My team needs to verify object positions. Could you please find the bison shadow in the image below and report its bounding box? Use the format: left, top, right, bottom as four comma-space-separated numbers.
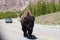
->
27, 35, 37, 40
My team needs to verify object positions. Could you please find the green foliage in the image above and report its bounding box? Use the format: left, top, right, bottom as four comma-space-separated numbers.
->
59, 1, 60, 11
0, 12, 17, 19
0, 10, 25, 19
28, 0, 60, 17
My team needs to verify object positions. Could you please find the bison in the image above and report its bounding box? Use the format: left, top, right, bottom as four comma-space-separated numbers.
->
20, 9, 35, 37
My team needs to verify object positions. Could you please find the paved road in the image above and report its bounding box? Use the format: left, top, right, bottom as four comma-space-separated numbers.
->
0, 19, 60, 40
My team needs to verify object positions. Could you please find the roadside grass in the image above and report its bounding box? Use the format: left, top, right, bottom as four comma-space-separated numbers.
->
0, 9, 26, 19
0, 12, 17, 19
35, 12, 60, 25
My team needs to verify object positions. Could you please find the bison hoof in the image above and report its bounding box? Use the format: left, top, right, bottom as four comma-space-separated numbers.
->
24, 33, 27, 37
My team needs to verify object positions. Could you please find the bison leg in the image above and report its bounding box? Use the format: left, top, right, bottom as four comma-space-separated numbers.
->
22, 27, 28, 37
28, 23, 34, 36
22, 27, 27, 37
21, 23, 28, 37
23, 30, 27, 37
28, 28, 33, 36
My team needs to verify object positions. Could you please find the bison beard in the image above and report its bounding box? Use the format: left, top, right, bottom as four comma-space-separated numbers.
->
21, 15, 35, 37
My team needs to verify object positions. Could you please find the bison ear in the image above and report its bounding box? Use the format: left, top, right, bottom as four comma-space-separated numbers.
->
33, 16, 35, 21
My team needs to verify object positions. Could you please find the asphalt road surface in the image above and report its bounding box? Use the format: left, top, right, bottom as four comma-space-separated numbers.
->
0, 19, 60, 40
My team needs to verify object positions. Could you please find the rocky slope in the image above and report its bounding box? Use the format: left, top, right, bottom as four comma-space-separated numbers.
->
0, 0, 38, 12
0, 0, 59, 12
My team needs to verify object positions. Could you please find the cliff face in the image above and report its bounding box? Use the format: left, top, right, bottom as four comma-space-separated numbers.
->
0, 0, 38, 12
0, 0, 59, 12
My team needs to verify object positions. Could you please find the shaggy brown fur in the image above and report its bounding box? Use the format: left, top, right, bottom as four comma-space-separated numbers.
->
20, 9, 35, 37
20, 9, 32, 23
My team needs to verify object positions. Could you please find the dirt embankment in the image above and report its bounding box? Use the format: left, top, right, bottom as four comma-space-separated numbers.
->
35, 12, 60, 25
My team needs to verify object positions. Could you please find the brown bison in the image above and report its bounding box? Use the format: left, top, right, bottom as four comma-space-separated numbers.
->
20, 9, 35, 37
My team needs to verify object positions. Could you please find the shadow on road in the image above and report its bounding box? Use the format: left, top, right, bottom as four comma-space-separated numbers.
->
0, 34, 4, 40
27, 35, 37, 40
